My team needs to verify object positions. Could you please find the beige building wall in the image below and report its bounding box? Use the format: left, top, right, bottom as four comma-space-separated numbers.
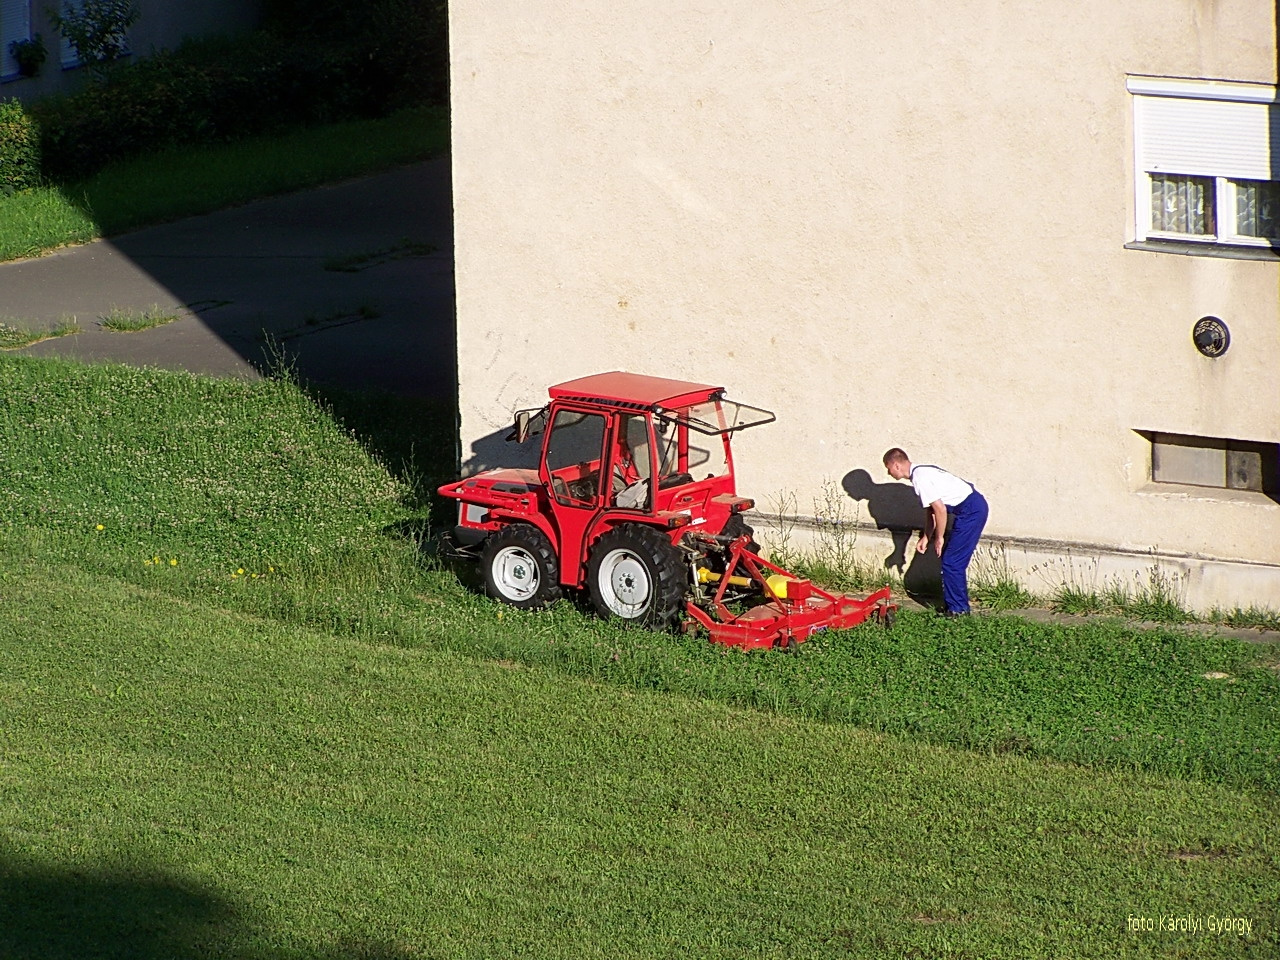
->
449, 0, 1280, 611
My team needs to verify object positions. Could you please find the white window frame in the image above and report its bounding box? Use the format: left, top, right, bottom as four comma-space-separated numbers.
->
1, 0, 31, 81
1128, 76, 1280, 251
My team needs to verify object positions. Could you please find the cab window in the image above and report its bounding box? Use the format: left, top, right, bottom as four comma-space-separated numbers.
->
545, 410, 606, 505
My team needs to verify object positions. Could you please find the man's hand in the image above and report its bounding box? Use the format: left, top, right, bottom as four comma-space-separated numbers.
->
916, 534, 930, 555
928, 500, 948, 558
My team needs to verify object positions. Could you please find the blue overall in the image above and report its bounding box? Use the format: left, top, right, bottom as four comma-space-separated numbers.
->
942, 489, 989, 614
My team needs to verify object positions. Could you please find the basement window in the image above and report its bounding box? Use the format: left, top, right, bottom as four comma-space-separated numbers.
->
1148, 432, 1279, 497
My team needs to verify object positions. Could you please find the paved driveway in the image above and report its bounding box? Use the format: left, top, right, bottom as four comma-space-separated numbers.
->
0, 158, 456, 399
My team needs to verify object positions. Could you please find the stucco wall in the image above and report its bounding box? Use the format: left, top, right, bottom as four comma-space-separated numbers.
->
449, 0, 1280, 609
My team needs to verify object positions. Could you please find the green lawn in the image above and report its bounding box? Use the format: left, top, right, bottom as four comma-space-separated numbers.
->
0, 354, 1277, 958
3, 558, 1277, 960
0, 106, 448, 262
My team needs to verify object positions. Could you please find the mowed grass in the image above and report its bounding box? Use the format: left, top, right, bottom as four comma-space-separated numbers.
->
0, 105, 448, 262
3, 559, 1277, 960
0, 354, 1277, 957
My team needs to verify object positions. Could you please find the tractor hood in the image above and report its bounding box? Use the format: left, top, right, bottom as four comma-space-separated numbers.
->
449, 468, 541, 497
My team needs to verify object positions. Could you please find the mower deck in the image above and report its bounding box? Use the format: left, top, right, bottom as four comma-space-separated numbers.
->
683, 534, 897, 649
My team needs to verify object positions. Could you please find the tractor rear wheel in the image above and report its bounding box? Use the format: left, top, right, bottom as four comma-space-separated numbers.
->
587, 525, 686, 630
481, 523, 563, 609
721, 514, 760, 553
711, 513, 761, 578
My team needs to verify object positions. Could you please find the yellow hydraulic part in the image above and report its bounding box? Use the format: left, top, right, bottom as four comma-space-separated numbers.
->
697, 567, 794, 599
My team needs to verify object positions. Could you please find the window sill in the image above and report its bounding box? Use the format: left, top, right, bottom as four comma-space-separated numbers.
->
1136, 482, 1280, 507
1125, 240, 1280, 262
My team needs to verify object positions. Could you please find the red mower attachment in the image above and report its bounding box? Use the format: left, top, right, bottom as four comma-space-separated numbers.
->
683, 531, 897, 650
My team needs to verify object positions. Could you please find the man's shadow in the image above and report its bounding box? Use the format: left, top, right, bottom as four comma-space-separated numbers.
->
842, 467, 943, 603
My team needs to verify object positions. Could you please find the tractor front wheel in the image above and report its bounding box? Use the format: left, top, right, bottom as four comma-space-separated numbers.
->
481, 523, 563, 609
587, 525, 686, 630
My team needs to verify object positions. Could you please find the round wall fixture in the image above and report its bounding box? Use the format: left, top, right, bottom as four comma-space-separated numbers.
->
1192, 316, 1230, 358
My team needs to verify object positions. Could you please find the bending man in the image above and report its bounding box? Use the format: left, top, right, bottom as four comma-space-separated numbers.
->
882, 448, 989, 617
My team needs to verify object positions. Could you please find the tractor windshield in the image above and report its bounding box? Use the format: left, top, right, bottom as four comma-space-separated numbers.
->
654, 397, 775, 436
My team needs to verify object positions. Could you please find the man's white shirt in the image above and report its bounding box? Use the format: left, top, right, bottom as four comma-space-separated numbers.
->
909, 465, 974, 508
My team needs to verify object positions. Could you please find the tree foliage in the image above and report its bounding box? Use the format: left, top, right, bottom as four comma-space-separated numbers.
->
49, 0, 140, 77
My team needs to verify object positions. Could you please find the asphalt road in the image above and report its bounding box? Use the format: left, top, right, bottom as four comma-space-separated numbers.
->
0, 157, 456, 399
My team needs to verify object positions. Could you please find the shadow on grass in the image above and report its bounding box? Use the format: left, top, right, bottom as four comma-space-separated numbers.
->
0, 851, 427, 960
299, 379, 458, 524
0, 853, 237, 960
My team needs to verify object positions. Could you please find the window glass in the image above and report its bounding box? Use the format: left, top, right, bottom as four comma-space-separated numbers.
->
655, 416, 729, 480
544, 410, 605, 504
1234, 179, 1280, 240
545, 411, 604, 473
1, 0, 31, 78
1150, 175, 1214, 236
612, 414, 653, 509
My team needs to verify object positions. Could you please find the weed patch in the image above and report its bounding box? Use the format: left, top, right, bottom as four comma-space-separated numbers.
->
323, 238, 438, 272
98, 304, 181, 333
0, 316, 79, 349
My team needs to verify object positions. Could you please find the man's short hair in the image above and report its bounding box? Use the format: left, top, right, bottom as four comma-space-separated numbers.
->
882, 447, 909, 466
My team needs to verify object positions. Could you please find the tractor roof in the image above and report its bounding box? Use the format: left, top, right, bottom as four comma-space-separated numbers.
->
549, 371, 722, 409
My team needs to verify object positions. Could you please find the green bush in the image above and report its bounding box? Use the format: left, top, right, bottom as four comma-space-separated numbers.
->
263, 0, 449, 108
0, 99, 41, 193
29, 32, 390, 182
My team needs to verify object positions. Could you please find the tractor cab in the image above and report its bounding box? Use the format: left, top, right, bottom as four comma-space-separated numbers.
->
444, 372, 774, 590
514, 373, 774, 523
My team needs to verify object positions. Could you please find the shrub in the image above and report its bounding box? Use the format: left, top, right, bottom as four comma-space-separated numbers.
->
28, 32, 387, 181
0, 99, 41, 193
263, 0, 449, 108
9, 35, 48, 78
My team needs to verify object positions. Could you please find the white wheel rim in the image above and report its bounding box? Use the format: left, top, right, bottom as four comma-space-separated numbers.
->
598, 549, 652, 618
492, 545, 540, 602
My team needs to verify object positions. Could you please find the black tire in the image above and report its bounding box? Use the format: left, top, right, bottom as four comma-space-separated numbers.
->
720, 514, 760, 553
587, 524, 687, 629
480, 523, 563, 609
711, 513, 761, 578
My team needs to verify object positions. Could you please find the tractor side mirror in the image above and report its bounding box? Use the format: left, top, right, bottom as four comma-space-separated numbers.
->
512, 410, 531, 444
507, 407, 547, 444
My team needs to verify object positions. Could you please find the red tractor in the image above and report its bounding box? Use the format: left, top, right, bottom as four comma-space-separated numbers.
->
438, 372, 896, 648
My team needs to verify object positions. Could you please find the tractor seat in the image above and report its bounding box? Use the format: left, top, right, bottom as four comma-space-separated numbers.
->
658, 472, 694, 490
